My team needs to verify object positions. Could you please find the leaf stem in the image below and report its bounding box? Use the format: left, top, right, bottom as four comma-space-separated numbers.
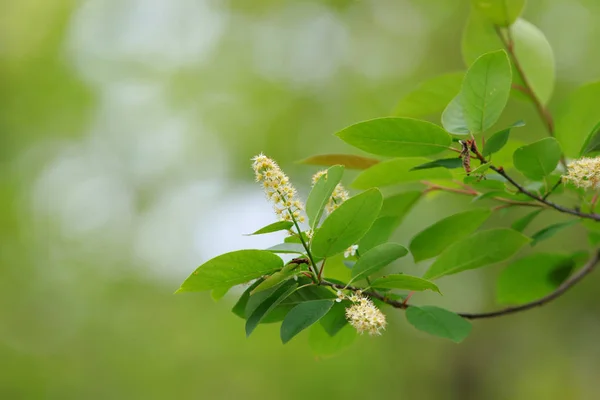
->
289, 213, 319, 282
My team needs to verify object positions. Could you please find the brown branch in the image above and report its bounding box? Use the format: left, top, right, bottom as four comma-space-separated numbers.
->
458, 249, 600, 319
321, 249, 600, 320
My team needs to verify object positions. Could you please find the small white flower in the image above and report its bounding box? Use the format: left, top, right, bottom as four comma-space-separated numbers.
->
345, 295, 387, 336
344, 244, 359, 258
563, 157, 600, 190
310, 170, 350, 214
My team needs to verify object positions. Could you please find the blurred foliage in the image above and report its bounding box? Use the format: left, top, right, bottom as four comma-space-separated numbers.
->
1, 0, 600, 399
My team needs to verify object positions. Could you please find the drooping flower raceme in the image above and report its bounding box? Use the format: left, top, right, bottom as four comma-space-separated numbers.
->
252, 154, 305, 223
563, 157, 600, 190
345, 294, 387, 336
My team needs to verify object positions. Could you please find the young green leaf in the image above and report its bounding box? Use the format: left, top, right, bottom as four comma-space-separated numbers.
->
311, 189, 383, 258
405, 306, 472, 343
177, 250, 283, 292
359, 191, 422, 252
308, 323, 356, 358
393, 72, 465, 118
305, 165, 344, 229
530, 220, 579, 246
423, 228, 530, 280
461, 50, 512, 134
251, 262, 302, 294
246, 221, 294, 236
511, 209, 544, 232
497, 253, 575, 305
246, 281, 298, 337
336, 117, 452, 157
232, 279, 265, 319
266, 243, 306, 254
513, 138, 562, 180
463, 16, 555, 105
280, 299, 335, 344
471, 0, 526, 26
319, 300, 350, 336
352, 158, 452, 189
350, 243, 409, 281
410, 158, 463, 171
482, 121, 525, 157
410, 209, 492, 262
579, 121, 600, 156
441, 94, 470, 135
298, 154, 380, 170
370, 274, 441, 293
555, 82, 600, 157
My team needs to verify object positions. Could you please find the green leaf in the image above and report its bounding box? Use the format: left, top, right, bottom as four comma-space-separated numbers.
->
579, 121, 600, 156
210, 286, 230, 302
423, 228, 530, 280
306, 165, 344, 229
246, 221, 294, 236
370, 274, 441, 293
246, 281, 298, 337
482, 121, 525, 157
530, 220, 579, 246
441, 94, 470, 135
555, 81, 600, 157
319, 300, 350, 336
298, 154, 379, 170
280, 299, 335, 344
511, 209, 544, 232
405, 306, 472, 343
311, 189, 383, 258
232, 279, 264, 319
352, 158, 453, 189
513, 138, 562, 180
336, 117, 452, 157
410, 158, 463, 171
393, 72, 465, 118
471, 0, 526, 26
463, 16, 555, 105
461, 50, 512, 133
266, 243, 306, 254
497, 253, 575, 305
251, 262, 301, 294
177, 250, 283, 292
350, 243, 409, 281
359, 191, 422, 252
410, 209, 492, 262
309, 323, 356, 358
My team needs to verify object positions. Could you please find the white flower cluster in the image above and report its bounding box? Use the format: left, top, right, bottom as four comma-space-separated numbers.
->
310, 170, 350, 214
563, 157, 600, 190
342, 291, 387, 336
344, 244, 358, 258
252, 154, 305, 223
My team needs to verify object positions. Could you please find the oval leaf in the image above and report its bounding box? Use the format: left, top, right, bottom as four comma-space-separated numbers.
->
555, 81, 600, 157
441, 94, 470, 135
177, 250, 283, 292
511, 209, 544, 232
410, 158, 463, 171
463, 16, 555, 105
350, 243, 409, 281
370, 274, 441, 293
482, 121, 525, 157
280, 299, 334, 344
311, 189, 383, 258
394, 72, 465, 118
423, 228, 530, 280
410, 209, 492, 262
306, 165, 344, 228
336, 117, 452, 157
530, 220, 579, 246
266, 243, 306, 254
513, 137, 561, 180
461, 50, 512, 133
246, 281, 298, 337
497, 253, 575, 305
246, 221, 294, 236
405, 306, 472, 343
298, 154, 379, 170
352, 158, 452, 189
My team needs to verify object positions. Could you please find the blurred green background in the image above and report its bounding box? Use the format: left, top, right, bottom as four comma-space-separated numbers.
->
2, 0, 600, 398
